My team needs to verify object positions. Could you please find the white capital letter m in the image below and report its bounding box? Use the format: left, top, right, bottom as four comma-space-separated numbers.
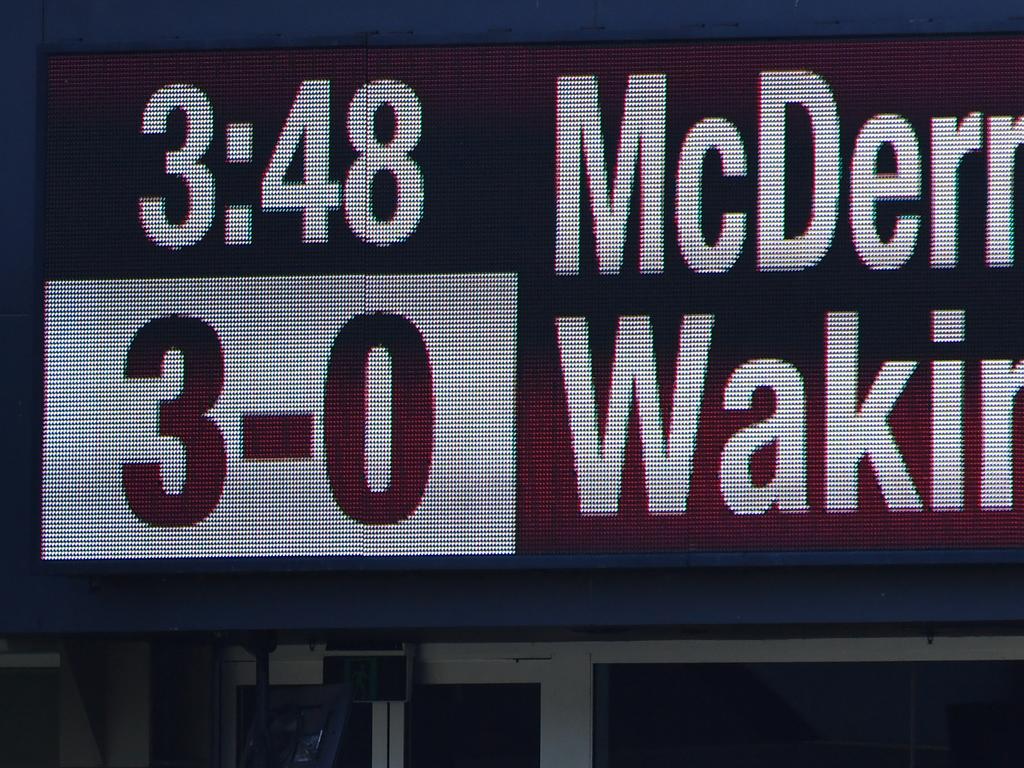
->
555, 74, 667, 275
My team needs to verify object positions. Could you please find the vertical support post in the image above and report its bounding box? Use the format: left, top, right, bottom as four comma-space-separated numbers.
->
540, 648, 592, 768
371, 702, 388, 768
372, 701, 406, 768
252, 646, 269, 768
388, 703, 405, 768
592, 664, 610, 768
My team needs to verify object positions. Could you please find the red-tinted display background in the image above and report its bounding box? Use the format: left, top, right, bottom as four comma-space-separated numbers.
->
44, 37, 1024, 560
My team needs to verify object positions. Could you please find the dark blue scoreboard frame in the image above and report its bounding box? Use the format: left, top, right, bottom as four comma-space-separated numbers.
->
2, 15, 1022, 637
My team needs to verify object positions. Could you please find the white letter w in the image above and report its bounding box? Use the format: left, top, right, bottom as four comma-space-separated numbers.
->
556, 315, 714, 514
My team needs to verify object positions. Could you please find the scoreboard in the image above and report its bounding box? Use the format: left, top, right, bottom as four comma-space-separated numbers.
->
41, 37, 1024, 562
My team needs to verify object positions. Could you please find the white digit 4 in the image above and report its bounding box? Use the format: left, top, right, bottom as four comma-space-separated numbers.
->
139, 84, 216, 249
344, 80, 424, 246
261, 79, 339, 243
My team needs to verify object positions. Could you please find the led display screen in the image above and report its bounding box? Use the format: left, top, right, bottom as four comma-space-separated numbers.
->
41, 38, 1024, 561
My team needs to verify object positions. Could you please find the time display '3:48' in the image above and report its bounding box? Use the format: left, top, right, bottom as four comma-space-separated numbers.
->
138, 79, 424, 249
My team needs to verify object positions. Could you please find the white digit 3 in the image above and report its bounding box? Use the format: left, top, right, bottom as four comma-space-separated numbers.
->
139, 83, 215, 249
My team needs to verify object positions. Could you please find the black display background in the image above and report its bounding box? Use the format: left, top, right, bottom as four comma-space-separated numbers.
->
41, 37, 1024, 563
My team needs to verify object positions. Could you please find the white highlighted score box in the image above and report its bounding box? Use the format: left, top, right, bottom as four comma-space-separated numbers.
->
42, 274, 517, 559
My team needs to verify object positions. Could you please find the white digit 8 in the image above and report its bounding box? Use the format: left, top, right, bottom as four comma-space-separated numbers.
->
344, 80, 424, 246
139, 84, 215, 249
